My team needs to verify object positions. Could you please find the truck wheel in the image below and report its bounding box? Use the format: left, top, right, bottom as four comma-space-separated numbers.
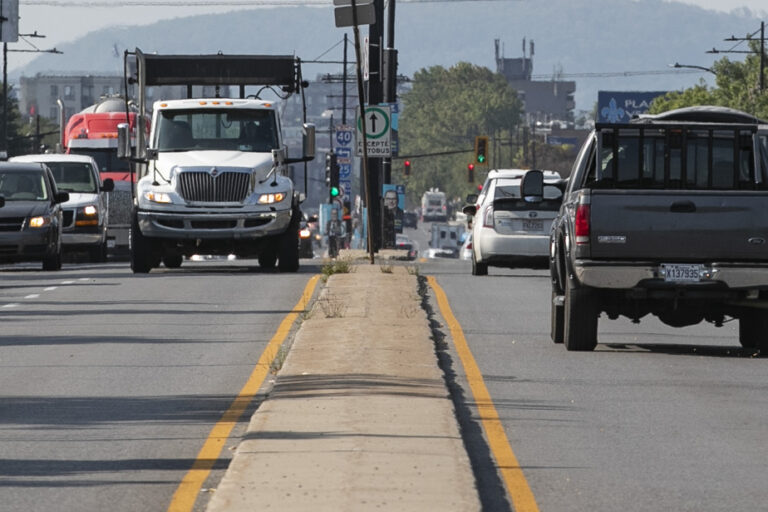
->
738, 310, 768, 350
563, 279, 598, 351
130, 213, 154, 274
89, 240, 108, 263
278, 212, 300, 273
163, 253, 183, 269
471, 251, 487, 276
258, 249, 277, 269
551, 290, 565, 344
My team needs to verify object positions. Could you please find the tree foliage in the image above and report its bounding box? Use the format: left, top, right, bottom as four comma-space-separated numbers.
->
650, 41, 768, 119
396, 62, 523, 205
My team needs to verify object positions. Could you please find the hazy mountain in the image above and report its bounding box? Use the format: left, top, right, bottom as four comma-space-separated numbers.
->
12, 0, 766, 112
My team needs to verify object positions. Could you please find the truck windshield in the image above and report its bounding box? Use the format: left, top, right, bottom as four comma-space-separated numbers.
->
156, 109, 278, 152
45, 162, 97, 193
70, 148, 130, 174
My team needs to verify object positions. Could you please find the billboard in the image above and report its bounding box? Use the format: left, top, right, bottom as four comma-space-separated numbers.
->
597, 91, 668, 123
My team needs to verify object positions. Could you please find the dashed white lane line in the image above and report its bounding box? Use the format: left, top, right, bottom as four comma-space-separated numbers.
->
2, 279, 92, 308
43, 287, 57, 291
61, 281, 75, 285
24, 294, 40, 299
2, 303, 19, 308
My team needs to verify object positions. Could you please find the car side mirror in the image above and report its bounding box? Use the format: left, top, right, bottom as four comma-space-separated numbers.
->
466, 193, 478, 204
521, 170, 544, 202
102, 178, 115, 192
56, 192, 69, 204
0, 195, 4, 208
462, 204, 477, 217
302, 123, 316, 160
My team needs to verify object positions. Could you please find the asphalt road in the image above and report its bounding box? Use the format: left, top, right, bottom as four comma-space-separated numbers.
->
411, 218, 768, 512
0, 258, 321, 512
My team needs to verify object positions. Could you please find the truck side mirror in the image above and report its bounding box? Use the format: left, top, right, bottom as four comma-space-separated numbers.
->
521, 170, 544, 202
462, 204, 477, 217
117, 123, 131, 160
102, 178, 115, 193
55, 192, 70, 204
302, 123, 316, 160
466, 193, 478, 204
0, 195, 4, 208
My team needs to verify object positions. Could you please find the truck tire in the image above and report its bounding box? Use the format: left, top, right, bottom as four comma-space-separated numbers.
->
258, 248, 277, 269
130, 213, 155, 274
551, 290, 565, 344
89, 240, 108, 263
471, 251, 488, 276
738, 310, 768, 350
563, 278, 598, 351
42, 247, 62, 271
163, 253, 183, 269
278, 211, 300, 273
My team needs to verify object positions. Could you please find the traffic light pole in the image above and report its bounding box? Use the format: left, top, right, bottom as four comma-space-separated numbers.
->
367, 0, 384, 253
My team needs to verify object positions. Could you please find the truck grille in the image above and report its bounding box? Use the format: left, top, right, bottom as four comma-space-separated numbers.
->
178, 171, 250, 203
0, 217, 24, 232
108, 183, 133, 226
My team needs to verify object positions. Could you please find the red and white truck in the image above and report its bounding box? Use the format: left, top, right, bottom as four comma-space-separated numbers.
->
64, 96, 146, 253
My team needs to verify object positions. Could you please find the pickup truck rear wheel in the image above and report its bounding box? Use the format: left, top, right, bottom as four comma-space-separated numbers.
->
471, 251, 488, 276
564, 279, 598, 351
258, 247, 277, 269
550, 290, 564, 344
163, 253, 183, 269
738, 310, 768, 350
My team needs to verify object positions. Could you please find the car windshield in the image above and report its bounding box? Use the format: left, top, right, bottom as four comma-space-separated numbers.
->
156, 108, 279, 152
44, 162, 97, 193
70, 148, 130, 174
0, 172, 49, 201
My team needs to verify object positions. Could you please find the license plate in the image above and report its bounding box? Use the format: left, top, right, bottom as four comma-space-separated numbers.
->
661, 263, 702, 282
522, 219, 544, 231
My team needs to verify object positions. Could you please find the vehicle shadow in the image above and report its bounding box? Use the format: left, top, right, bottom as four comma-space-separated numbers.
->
598, 343, 763, 358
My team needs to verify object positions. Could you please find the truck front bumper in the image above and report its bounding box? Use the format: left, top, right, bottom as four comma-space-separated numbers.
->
574, 260, 768, 289
137, 208, 292, 240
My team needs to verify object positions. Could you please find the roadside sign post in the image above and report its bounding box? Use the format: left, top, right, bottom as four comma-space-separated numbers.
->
334, 0, 376, 263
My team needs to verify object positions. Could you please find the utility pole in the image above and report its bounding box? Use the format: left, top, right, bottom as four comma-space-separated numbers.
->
342, 33, 348, 125
708, 22, 766, 91
367, 0, 384, 252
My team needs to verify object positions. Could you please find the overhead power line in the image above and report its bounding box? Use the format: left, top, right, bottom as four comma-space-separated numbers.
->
530, 69, 702, 79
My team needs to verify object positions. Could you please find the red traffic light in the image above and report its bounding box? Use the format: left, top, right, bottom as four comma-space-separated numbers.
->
404, 160, 411, 176
467, 163, 475, 171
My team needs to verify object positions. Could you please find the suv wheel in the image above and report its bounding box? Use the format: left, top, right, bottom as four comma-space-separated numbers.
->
563, 278, 598, 351
278, 210, 300, 273
42, 247, 62, 271
163, 253, 183, 269
130, 213, 155, 274
550, 289, 564, 343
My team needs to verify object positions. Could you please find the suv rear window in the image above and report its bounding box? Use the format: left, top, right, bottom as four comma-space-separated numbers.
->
590, 127, 766, 190
494, 183, 563, 211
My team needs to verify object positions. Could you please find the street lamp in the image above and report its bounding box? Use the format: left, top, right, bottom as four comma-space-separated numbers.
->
670, 62, 716, 75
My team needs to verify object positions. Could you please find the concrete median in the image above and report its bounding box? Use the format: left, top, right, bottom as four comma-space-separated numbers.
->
206, 263, 480, 511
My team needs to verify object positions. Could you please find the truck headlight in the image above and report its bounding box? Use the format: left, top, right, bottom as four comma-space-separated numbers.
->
144, 191, 173, 204
76, 205, 99, 226
258, 192, 286, 204
29, 216, 51, 228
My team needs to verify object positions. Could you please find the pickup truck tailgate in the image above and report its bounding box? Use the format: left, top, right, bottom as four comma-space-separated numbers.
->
589, 190, 768, 261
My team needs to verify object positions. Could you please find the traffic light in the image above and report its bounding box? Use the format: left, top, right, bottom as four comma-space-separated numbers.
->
475, 135, 489, 165
326, 151, 340, 202
467, 163, 475, 183
404, 160, 411, 176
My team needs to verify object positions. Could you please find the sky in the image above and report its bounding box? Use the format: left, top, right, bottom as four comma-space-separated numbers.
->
8, 0, 767, 72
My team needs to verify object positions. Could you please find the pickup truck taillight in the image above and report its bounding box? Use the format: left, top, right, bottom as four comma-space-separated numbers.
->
483, 206, 494, 228
575, 204, 590, 244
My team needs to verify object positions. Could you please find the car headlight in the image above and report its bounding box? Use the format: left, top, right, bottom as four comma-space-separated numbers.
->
144, 191, 173, 204
83, 205, 98, 216
299, 228, 311, 239
257, 192, 286, 204
29, 216, 51, 228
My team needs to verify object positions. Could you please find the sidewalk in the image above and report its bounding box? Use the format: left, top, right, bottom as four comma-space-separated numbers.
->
206, 263, 480, 511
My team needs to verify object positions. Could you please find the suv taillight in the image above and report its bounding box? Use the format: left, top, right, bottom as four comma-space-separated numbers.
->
483, 205, 494, 228
575, 204, 590, 244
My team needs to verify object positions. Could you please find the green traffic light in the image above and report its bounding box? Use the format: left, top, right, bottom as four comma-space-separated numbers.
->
477, 155, 486, 163
330, 186, 340, 197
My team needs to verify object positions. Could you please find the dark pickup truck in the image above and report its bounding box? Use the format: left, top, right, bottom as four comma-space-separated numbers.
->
539, 106, 768, 351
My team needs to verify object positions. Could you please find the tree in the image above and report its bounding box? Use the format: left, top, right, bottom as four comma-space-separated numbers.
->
397, 62, 523, 204
650, 41, 768, 118
0, 83, 52, 157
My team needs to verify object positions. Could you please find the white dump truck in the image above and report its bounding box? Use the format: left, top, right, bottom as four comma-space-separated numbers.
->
118, 50, 315, 273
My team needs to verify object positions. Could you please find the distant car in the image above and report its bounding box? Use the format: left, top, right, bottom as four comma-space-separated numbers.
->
464, 169, 564, 275
299, 212, 316, 259
0, 162, 70, 270
11, 154, 114, 262
402, 211, 418, 229
395, 235, 418, 260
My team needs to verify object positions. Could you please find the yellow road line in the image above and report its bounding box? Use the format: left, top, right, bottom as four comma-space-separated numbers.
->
168, 274, 321, 512
427, 275, 540, 512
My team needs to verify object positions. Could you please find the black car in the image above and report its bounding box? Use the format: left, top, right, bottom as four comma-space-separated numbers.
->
0, 162, 69, 270
402, 211, 418, 229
